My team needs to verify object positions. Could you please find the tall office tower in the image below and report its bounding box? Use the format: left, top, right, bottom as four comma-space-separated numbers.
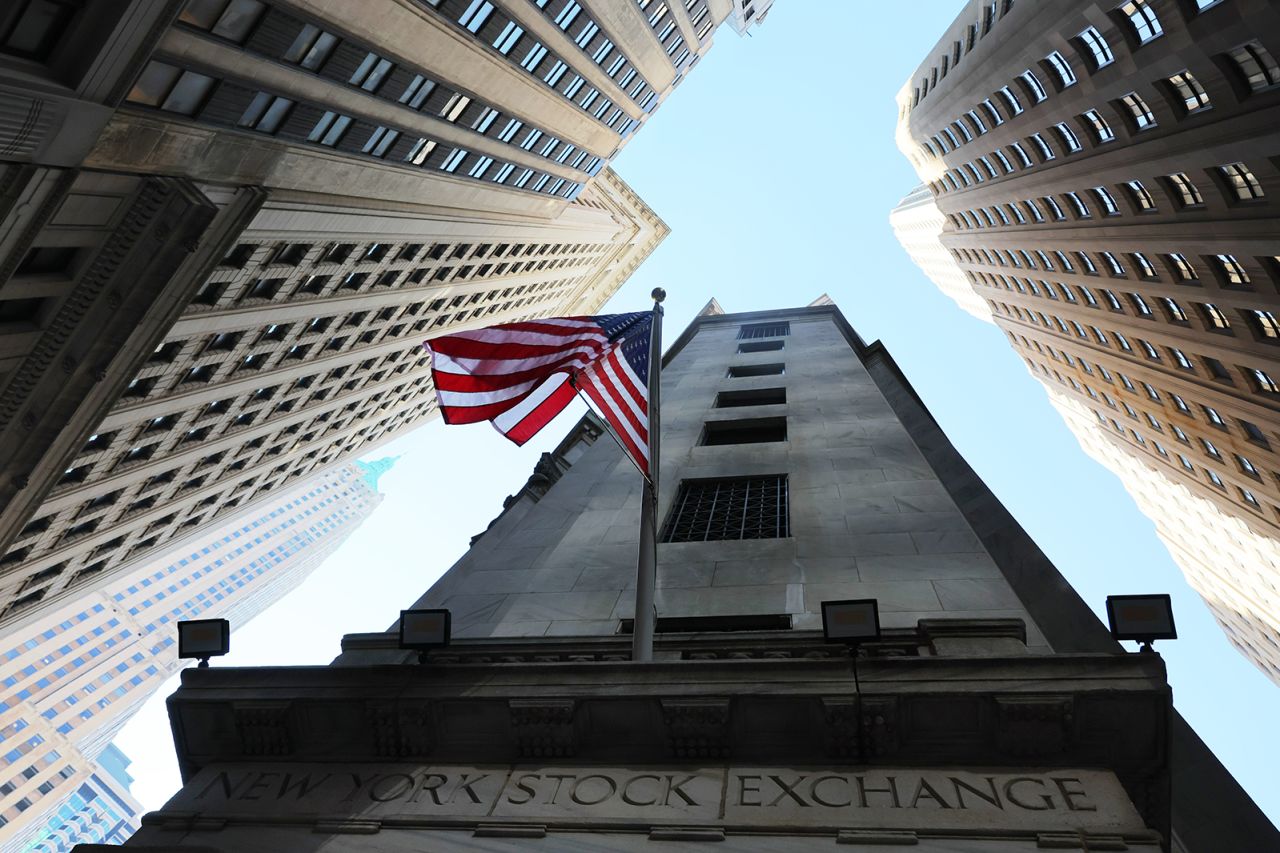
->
115, 302, 1276, 852
0, 0, 777, 626
889, 185, 992, 322
0, 459, 387, 848
889, 0, 1280, 683
10, 745, 143, 853
891, 185, 1280, 687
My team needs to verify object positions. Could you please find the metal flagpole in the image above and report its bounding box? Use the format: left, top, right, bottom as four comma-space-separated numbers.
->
632, 287, 665, 662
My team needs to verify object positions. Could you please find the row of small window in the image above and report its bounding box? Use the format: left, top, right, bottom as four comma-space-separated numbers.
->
633, 0, 705, 69
915, 0, 1244, 118
922, 37, 1278, 171
65, 371, 430, 492
1084, 402, 1271, 515
177, 0, 610, 168
983, 278, 1280, 345
440, 0, 649, 126
61, 353, 438, 494
524, 0, 667, 107
126, 62, 584, 200
1003, 304, 1280, 396
960, 244, 1270, 293
1020, 337, 1276, 451
221, 238, 603, 270
911, 0, 1017, 107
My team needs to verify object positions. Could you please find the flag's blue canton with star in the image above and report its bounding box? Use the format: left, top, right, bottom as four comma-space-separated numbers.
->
595, 311, 651, 386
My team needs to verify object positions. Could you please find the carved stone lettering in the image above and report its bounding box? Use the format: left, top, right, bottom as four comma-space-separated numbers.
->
169, 764, 1142, 834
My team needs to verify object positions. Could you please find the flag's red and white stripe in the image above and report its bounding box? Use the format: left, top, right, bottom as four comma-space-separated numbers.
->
424, 314, 652, 475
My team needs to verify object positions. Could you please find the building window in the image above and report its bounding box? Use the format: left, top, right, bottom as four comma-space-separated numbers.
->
700, 417, 787, 446
350, 52, 394, 92
1119, 92, 1157, 130
1167, 71, 1210, 113
1078, 26, 1114, 69
737, 322, 790, 340
1020, 70, 1048, 102
1045, 51, 1076, 87
1125, 180, 1155, 211
715, 388, 786, 408
178, 0, 266, 44
1054, 122, 1082, 152
1082, 109, 1114, 143
1118, 0, 1163, 44
1249, 309, 1280, 339
126, 62, 216, 115
1225, 41, 1280, 92
1250, 368, 1280, 393
661, 476, 790, 542
727, 363, 784, 378
1065, 191, 1089, 217
1030, 133, 1055, 161
998, 85, 1024, 115
1166, 252, 1198, 281
1218, 162, 1265, 201
1214, 254, 1251, 286
283, 23, 337, 70
1199, 302, 1232, 330
1166, 173, 1203, 207
308, 111, 351, 147
1093, 187, 1120, 216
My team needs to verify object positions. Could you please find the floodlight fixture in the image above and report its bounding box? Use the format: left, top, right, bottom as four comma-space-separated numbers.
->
399, 609, 451, 662
821, 598, 881, 646
177, 618, 230, 668
1106, 594, 1176, 652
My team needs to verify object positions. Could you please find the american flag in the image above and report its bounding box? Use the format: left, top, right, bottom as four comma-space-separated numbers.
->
424, 312, 653, 475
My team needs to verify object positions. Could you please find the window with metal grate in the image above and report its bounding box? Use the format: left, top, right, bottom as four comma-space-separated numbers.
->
661, 476, 790, 542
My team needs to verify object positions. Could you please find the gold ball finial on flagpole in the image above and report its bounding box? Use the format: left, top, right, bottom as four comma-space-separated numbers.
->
651, 287, 666, 304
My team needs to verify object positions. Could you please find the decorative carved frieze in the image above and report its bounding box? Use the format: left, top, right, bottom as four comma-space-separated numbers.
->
509, 698, 576, 759
233, 702, 293, 756
861, 696, 901, 758
366, 701, 433, 758
996, 696, 1073, 757
661, 697, 730, 760
821, 697, 858, 759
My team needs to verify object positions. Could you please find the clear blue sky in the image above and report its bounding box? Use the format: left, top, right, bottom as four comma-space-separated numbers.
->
117, 0, 1280, 826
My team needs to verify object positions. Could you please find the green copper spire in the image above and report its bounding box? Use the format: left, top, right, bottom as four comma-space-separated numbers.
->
355, 456, 399, 492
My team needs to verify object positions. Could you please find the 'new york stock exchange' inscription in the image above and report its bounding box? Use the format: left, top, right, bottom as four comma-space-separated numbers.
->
172, 764, 1147, 833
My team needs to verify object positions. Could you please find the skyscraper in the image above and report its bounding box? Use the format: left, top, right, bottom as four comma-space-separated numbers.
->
890, 0, 1280, 683
114, 301, 1276, 851
0, 459, 387, 848
8, 745, 143, 853
0, 0, 762, 625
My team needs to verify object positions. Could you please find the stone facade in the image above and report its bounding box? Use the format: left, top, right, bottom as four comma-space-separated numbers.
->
0, 0, 778, 625
88, 303, 1279, 851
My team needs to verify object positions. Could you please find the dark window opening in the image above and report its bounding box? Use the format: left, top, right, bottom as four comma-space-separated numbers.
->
701, 417, 787, 446
715, 388, 786, 408
727, 362, 784, 378
738, 339, 784, 353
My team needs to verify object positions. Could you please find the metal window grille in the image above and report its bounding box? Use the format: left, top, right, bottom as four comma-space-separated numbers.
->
661, 476, 790, 542
737, 322, 790, 340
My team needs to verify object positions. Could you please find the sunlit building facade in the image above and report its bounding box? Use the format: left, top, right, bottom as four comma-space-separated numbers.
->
892, 0, 1280, 683
0, 0, 784, 624
0, 460, 386, 848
